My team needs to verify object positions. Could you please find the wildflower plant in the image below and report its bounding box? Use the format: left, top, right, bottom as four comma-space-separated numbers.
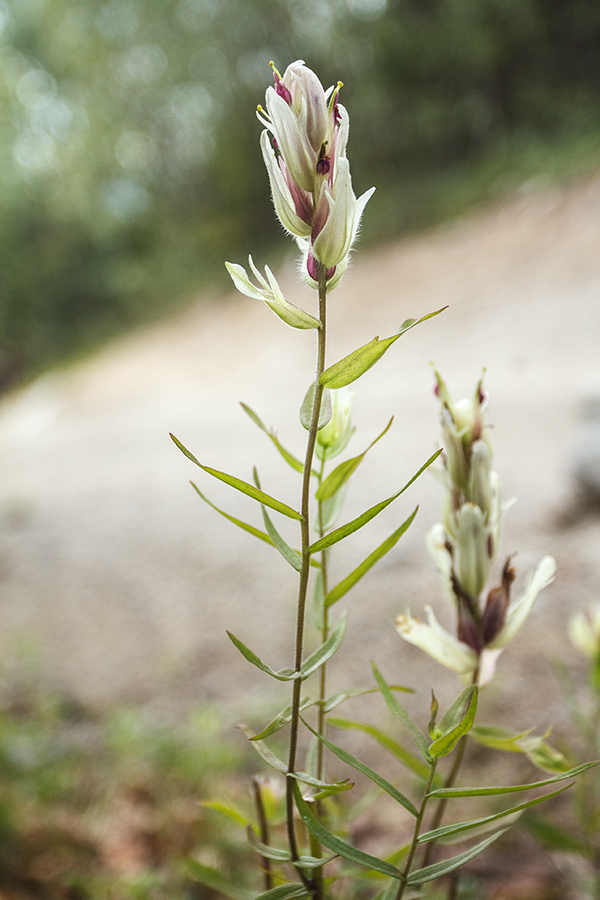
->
171, 60, 594, 899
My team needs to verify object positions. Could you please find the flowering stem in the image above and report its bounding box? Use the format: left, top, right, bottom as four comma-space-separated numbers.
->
316, 455, 330, 790
395, 759, 439, 900
285, 264, 328, 891
251, 776, 273, 891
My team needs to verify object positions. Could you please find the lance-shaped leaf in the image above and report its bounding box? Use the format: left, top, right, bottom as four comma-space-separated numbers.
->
253, 886, 310, 900
249, 697, 316, 741
406, 829, 509, 885
300, 382, 332, 431
171, 434, 302, 520
320, 308, 446, 389
227, 633, 298, 681
324, 508, 418, 608
469, 724, 570, 774
239, 727, 350, 790
428, 687, 478, 758
186, 859, 255, 900
316, 418, 393, 502
293, 783, 401, 879
302, 720, 418, 817
372, 663, 431, 760
418, 783, 572, 845
300, 613, 347, 679
428, 762, 598, 799
309, 450, 442, 554
247, 827, 338, 868
253, 468, 302, 571
328, 718, 432, 782
240, 402, 314, 476
226, 257, 320, 331
190, 482, 273, 546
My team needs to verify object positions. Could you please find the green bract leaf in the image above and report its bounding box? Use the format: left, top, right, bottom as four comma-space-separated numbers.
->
186, 859, 255, 899
226, 258, 320, 331
240, 402, 309, 475
315, 418, 393, 502
407, 829, 509, 885
309, 450, 442, 554
300, 613, 347, 679
293, 783, 401, 879
190, 482, 273, 546
324, 508, 418, 608
328, 718, 431, 781
429, 687, 478, 758
372, 663, 431, 760
319, 309, 446, 389
418, 784, 572, 844
300, 382, 332, 431
227, 633, 298, 681
303, 721, 418, 817
428, 762, 598, 799
171, 434, 302, 520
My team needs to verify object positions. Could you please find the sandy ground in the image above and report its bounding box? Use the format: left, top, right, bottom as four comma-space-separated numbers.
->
0, 173, 599, 737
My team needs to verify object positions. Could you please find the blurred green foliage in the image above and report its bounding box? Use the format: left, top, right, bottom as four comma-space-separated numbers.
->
1, 0, 599, 388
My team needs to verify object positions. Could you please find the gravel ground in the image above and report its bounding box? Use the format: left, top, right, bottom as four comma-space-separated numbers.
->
0, 173, 599, 735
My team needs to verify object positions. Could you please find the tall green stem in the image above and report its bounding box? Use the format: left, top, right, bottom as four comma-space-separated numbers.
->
395, 760, 439, 900
316, 455, 330, 788
285, 265, 328, 891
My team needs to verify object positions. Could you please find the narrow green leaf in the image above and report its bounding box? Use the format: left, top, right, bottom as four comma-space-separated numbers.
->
328, 718, 431, 781
240, 403, 310, 475
319, 485, 347, 532
435, 686, 477, 738
293, 783, 401, 879
303, 721, 418, 817
407, 829, 509, 885
300, 613, 347, 679
323, 683, 413, 713
190, 482, 273, 546
186, 859, 255, 900
238, 725, 287, 773
247, 829, 338, 868
171, 434, 303, 520
260, 505, 302, 572
469, 724, 569, 772
309, 450, 441, 554
249, 697, 316, 741
372, 662, 431, 760
428, 762, 598, 799
418, 784, 572, 844
315, 418, 393, 502
227, 633, 298, 681
201, 799, 250, 827
254, 885, 309, 900
320, 309, 446, 389
312, 780, 355, 801
429, 688, 478, 758
325, 508, 418, 607
300, 382, 332, 431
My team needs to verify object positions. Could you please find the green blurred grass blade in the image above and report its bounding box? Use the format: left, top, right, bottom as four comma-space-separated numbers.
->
186, 859, 255, 899
329, 718, 432, 781
407, 828, 509, 885
254, 886, 310, 899
428, 762, 598, 799
372, 663, 431, 760
300, 614, 347, 679
293, 783, 401, 879
315, 417, 393, 502
171, 433, 302, 520
303, 721, 418, 817
190, 482, 273, 545
418, 784, 572, 844
227, 633, 298, 681
324, 508, 418, 608
310, 450, 441, 554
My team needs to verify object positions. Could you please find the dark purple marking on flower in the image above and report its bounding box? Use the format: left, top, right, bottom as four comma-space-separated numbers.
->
332, 89, 342, 125
451, 571, 483, 654
316, 142, 331, 176
273, 70, 292, 105
307, 249, 336, 282
481, 557, 516, 645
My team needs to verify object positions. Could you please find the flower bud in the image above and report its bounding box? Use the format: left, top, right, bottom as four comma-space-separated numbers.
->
454, 502, 489, 599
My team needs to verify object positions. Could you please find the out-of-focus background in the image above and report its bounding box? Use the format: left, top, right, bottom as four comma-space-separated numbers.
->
1, 0, 600, 896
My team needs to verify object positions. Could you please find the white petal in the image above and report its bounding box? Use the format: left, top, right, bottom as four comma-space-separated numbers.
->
225, 262, 267, 301
396, 606, 478, 676
488, 555, 556, 649
260, 132, 311, 238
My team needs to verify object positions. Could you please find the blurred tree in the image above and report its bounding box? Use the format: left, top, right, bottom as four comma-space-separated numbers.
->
0, 0, 599, 388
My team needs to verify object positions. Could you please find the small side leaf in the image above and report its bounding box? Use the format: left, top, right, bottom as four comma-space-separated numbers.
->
324, 508, 418, 608
328, 717, 431, 782
407, 829, 509, 885
240, 402, 308, 475
238, 725, 287, 773
171, 434, 302, 520
300, 613, 347, 679
429, 687, 478, 758
227, 633, 298, 681
300, 382, 332, 431
293, 783, 401, 879
372, 662, 431, 760
190, 482, 273, 546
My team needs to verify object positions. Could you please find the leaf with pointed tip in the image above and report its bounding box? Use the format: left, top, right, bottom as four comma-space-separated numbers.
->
407, 829, 509, 885
247, 828, 338, 867
227, 633, 298, 681
470, 725, 570, 774
328, 718, 432, 781
186, 859, 255, 899
320, 309, 446, 389
249, 697, 316, 741
240, 403, 312, 476
324, 683, 413, 713
238, 725, 287, 772
300, 382, 332, 431
418, 784, 572, 845
260, 505, 302, 571
372, 663, 431, 760
310, 450, 442, 554
171, 434, 302, 520
300, 613, 347, 679
316, 418, 393, 502
293, 783, 401, 879
324, 508, 418, 608
429, 687, 478, 758
428, 762, 598, 799
254, 886, 309, 900
303, 721, 418, 817
190, 482, 273, 546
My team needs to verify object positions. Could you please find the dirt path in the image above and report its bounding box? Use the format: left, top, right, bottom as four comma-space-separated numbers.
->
0, 174, 599, 727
